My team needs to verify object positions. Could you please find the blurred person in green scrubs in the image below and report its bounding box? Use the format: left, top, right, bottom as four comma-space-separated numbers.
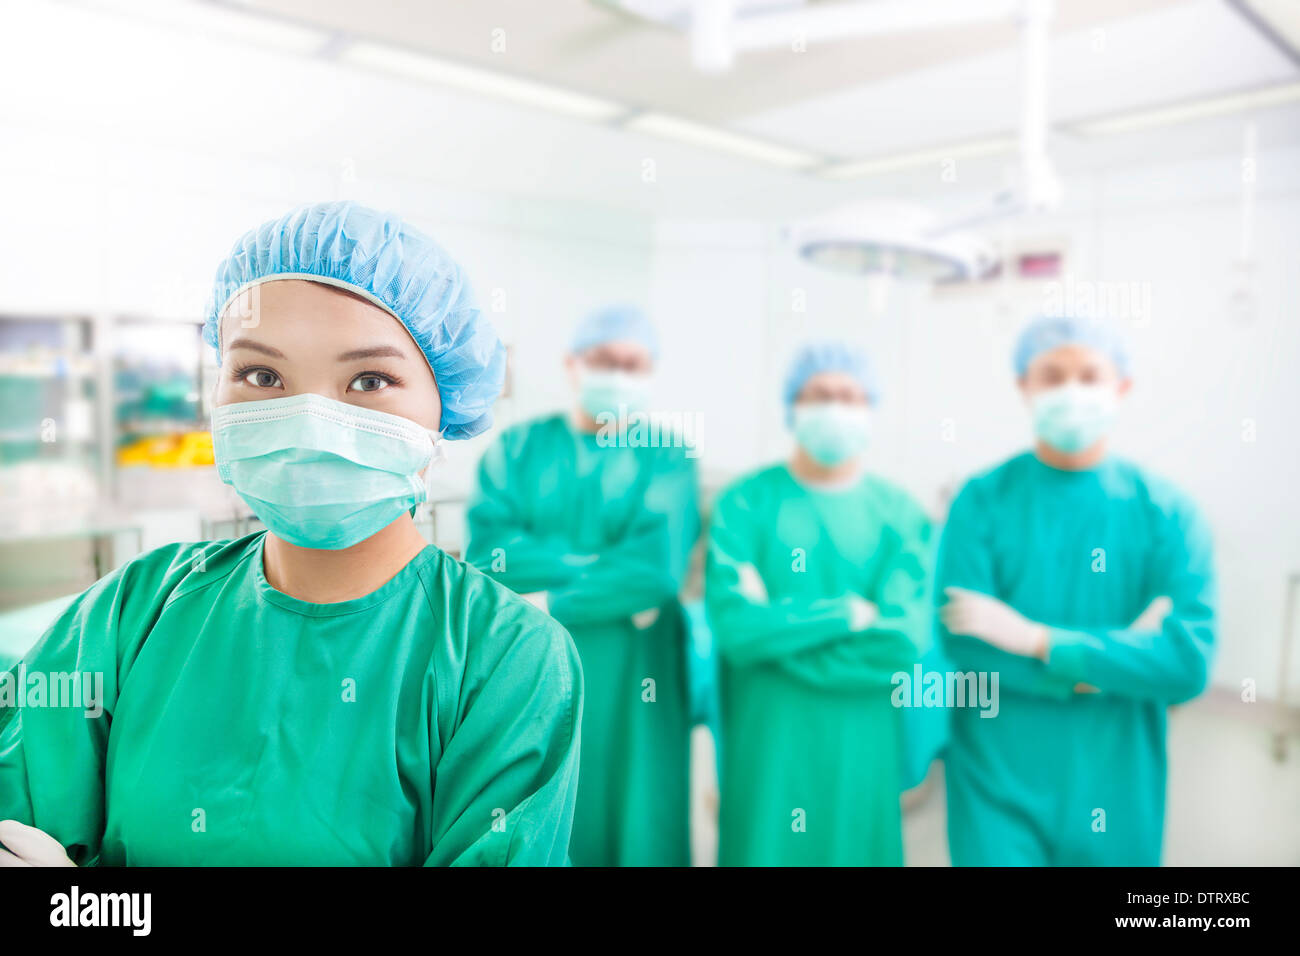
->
937, 314, 1215, 866
465, 305, 699, 867
0, 201, 582, 866
705, 342, 934, 866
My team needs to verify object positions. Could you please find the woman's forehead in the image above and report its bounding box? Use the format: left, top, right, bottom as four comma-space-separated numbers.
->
221, 279, 417, 349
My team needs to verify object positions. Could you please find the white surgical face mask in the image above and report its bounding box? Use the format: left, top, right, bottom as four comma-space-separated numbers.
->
793, 402, 871, 467
212, 393, 441, 550
579, 369, 653, 419
1030, 383, 1119, 454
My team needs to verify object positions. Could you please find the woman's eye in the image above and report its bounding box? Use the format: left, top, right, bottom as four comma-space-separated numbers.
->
350, 373, 390, 393
240, 368, 282, 388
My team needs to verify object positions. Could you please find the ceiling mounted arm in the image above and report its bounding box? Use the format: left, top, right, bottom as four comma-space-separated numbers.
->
690, 0, 1024, 73
686, 0, 1062, 221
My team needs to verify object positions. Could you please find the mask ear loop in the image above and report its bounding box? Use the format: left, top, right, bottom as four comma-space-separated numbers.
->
427, 429, 447, 467
422, 429, 446, 503
411, 430, 445, 534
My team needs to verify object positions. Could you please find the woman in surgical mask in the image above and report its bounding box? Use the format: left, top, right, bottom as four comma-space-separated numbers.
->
0, 201, 583, 867
704, 342, 937, 866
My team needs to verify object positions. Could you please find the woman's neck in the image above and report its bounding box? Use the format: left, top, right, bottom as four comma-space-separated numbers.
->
262, 515, 429, 603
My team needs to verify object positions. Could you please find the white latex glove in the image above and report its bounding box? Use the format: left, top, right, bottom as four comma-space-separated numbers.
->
1131, 596, 1173, 631
940, 587, 1048, 659
632, 607, 660, 629
520, 591, 550, 614
736, 564, 769, 603
848, 595, 878, 632
0, 820, 76, 867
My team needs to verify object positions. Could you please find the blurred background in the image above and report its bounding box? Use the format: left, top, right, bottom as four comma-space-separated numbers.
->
0, 0, 1297, 864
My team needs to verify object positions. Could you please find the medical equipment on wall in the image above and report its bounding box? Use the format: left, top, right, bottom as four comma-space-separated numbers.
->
787, 1, 1060, 300
610, 1, 1063, 303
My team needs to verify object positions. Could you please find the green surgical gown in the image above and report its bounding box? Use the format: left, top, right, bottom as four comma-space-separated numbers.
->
937, 453, 1215, 866
465, 413, 699, 867
0, 532, 583, 866
705, 464, 934, 867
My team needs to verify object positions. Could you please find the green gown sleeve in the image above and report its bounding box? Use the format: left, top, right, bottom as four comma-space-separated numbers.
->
425, 585, 583, 867
547, 452, 700, 628
705, 486, 863, 668
464, 434, 587, 592
1043, 496, 1216, 704
777, 495, 936, 690
0, 543, 195, 866
935, 483, 1077, 701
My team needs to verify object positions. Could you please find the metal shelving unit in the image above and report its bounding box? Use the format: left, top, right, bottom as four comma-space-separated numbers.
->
0, 310, 215, 608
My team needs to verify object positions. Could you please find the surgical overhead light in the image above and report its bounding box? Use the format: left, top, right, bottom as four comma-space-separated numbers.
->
616, 0, 1064, 286
790, 202, 995, 283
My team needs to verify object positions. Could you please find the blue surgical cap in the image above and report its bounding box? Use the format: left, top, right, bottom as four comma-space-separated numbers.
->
203, 200, 506, 440
783, 342, 880, 425
1012, 314, 1131, 379
570, 304, 659, 359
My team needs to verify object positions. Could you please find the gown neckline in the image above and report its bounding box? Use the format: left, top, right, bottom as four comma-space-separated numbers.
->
250, 532, 441, 617
780, 461, 869, 495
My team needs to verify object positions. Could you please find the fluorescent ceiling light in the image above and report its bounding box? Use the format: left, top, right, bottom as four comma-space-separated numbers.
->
342, 41, 627, 121
1071, 83, 1300, 136
814, 83, 1300, 179
816, 136, 1017, 180
80, 0, 328, 55
623, 112, 821, 168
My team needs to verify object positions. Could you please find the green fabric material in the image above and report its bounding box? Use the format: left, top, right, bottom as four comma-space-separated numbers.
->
937, 452, 1215, 866
0, 532, 583, 866
0, 595, 78, 672
704, 464, 934, 866
465, 413, 699, 867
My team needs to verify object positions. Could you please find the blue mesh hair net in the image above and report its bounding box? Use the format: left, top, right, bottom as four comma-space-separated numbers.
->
570, 304, 659, 359
783, 342, 880, 425
203, 200, 506, 440
1012, 314, 1131, 379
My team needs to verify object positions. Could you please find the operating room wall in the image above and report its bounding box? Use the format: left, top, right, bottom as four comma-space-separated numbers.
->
648, 144, 1300, 700
0, 121, 657, 528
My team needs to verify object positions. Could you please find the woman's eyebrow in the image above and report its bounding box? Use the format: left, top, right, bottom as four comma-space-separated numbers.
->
226, 338, 286, 358
337, 345, 408, 361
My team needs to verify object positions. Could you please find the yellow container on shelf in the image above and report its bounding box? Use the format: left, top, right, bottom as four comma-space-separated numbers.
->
116, 431, 214, 468
173, 431, 215, 467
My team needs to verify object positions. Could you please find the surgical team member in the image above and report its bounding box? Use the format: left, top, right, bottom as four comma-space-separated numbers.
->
465, 306, 698, 867
0, 201, 583, 866
937, 314, 1215, 866
705, 343, 933, 866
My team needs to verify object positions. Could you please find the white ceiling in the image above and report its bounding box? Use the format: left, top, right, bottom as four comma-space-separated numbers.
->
246, 0, 1194, 126
240, 0, 1300, 157
2, 0, 1298, 220
737, 0, 1298, 157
